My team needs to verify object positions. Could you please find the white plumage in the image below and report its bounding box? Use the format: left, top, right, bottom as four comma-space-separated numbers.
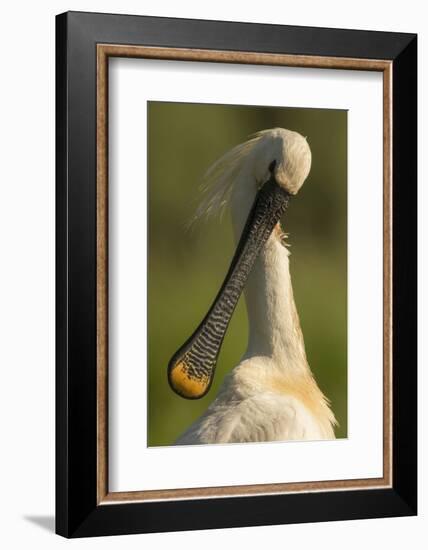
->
176, 128, 337, 445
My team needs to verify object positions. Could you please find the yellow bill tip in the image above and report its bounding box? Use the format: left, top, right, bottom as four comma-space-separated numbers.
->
169, 361, 209, 399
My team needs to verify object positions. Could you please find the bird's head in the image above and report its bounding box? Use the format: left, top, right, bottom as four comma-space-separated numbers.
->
189, 128, 311, 228
168, 129, 312, 399
250, 128, 312, 195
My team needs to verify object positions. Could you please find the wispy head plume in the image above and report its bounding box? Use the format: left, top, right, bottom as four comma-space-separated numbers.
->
186, 133, 262, 230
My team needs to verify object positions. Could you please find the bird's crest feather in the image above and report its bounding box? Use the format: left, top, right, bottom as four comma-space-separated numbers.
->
188, 131, 268, 228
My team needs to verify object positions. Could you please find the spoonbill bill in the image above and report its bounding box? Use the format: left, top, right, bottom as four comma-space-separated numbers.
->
168, 128, 337, 444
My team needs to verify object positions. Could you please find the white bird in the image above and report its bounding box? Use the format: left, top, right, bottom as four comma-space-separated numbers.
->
168, 128, 337, 444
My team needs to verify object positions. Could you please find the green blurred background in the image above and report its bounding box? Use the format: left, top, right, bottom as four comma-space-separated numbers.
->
147, 102, 347, 445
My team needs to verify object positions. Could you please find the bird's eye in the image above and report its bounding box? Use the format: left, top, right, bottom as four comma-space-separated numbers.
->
269, 160, 277, 173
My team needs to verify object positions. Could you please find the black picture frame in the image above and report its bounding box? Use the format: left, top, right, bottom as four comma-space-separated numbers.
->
56, 11, 417, 538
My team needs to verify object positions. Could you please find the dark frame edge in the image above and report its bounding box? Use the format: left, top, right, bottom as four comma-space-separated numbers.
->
68, 488, 414, 538
391, 34, 418, 515
55, 11, 69, 538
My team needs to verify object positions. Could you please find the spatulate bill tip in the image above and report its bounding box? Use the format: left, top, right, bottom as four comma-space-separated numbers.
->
168, 359, 213, 400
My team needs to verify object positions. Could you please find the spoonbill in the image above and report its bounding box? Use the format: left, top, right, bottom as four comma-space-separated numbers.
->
168, 128, 337, 444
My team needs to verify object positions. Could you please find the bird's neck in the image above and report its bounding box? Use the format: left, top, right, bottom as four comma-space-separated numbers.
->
231, 190, 309, 375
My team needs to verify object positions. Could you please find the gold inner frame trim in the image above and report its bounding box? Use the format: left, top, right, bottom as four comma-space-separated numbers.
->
96, 44, 393, 505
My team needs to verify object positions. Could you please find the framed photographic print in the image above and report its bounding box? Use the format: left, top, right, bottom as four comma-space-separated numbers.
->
56, 11, 417, 538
